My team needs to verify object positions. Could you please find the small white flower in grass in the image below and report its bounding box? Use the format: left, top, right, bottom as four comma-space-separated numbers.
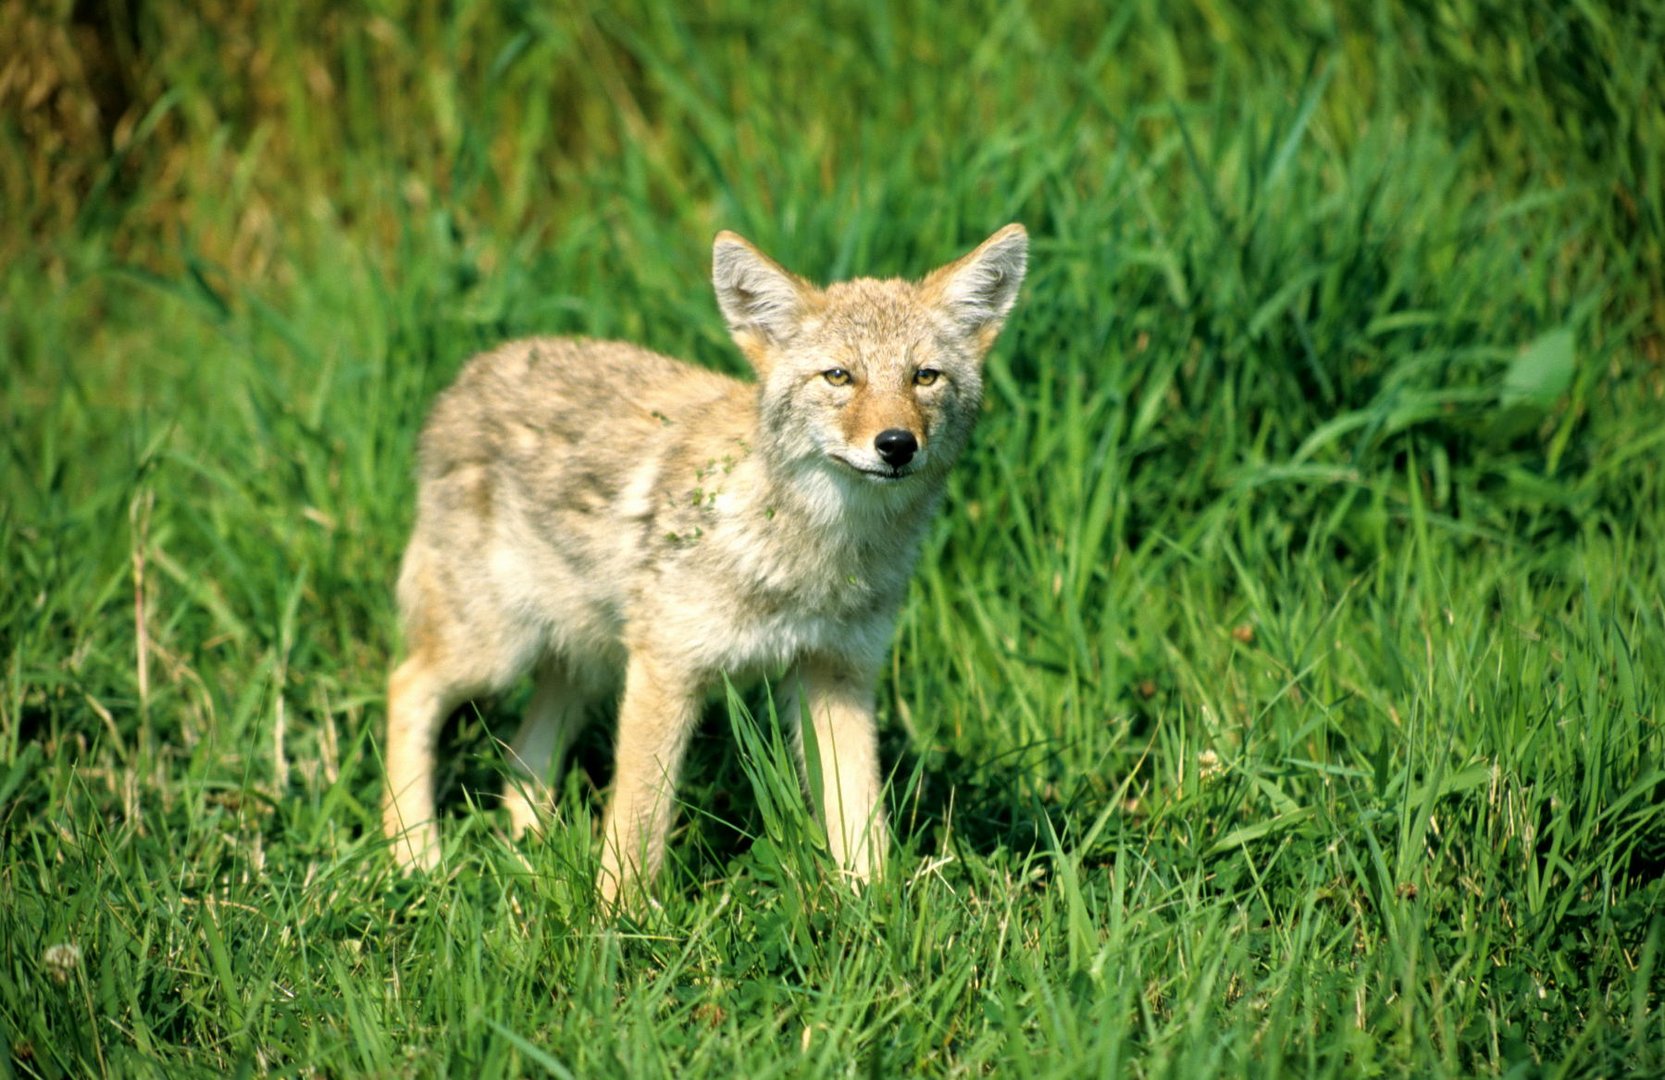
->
1197, 749, 1222, 783
42, 943, 82, 985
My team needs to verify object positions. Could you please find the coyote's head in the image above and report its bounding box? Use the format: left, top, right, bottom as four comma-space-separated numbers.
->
713, 225, 1027, 496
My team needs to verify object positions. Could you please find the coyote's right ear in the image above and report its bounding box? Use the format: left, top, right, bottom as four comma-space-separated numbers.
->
713, 232, 813, 369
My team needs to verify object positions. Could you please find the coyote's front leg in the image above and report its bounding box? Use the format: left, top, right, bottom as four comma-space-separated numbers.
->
794, 655, 888, 883
597, 653, 701, 906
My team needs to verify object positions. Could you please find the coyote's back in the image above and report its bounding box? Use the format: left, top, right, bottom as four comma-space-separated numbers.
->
383, 225, 1028, 905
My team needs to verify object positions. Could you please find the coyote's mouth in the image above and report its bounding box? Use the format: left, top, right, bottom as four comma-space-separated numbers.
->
830, 454, 912, 483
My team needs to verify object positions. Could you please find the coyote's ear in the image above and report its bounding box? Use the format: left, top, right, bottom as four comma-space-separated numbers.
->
713, 232, 812, 367
922, 224, 1028, 351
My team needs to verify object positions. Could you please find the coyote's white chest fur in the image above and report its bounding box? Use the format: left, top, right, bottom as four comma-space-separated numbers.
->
382, 224, 1027, 904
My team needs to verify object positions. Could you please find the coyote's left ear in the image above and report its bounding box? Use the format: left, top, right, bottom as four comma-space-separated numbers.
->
713, 231, 814, 371
922, 224, 1029, 351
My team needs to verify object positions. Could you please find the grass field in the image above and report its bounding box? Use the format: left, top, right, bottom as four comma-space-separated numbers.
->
4, 1, 1663, 1075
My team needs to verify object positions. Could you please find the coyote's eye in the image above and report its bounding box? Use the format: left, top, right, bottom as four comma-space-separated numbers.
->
822, 369, 852, 387
913, 368, 942, 387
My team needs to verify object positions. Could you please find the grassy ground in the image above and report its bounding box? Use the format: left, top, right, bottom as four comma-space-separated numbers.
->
4, 1, 1663, 1075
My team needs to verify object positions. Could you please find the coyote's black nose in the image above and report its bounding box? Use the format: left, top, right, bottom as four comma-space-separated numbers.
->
874, 429, 918, 467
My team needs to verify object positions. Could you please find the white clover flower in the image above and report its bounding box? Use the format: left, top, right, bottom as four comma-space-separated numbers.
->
42, 943, 82, 985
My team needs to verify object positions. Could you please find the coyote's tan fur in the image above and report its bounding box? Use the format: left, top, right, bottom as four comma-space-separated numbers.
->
383, 224, 1028, 903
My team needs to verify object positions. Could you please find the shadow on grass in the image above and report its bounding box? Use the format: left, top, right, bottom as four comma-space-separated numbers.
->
423, 692, 1145, 892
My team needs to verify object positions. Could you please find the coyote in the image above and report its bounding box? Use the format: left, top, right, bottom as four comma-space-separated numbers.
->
383, 224, 1028, 903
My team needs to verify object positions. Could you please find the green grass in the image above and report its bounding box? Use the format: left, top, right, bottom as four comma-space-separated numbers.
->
4, 1, 1663, 1075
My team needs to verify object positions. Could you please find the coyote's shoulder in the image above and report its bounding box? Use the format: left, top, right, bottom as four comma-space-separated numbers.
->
383, 225, 1028, 904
